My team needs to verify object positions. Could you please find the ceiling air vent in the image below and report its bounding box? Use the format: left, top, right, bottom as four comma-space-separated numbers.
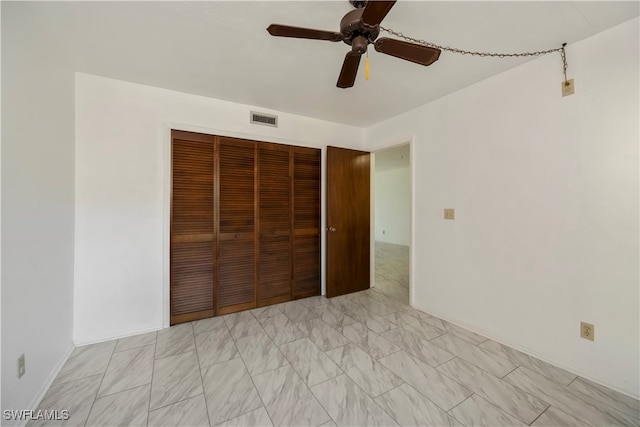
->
250, 111, 278, 128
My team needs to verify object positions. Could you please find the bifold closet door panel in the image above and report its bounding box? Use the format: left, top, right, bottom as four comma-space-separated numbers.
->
217, 138, 257, 315
171, 130, 321, 322
258, 144, 292, 306
292, 147, 321, 298
170, 131, 215, 324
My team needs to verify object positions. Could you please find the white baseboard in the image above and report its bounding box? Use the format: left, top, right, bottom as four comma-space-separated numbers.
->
411, 302, 640, 401
73, 324, 164, 347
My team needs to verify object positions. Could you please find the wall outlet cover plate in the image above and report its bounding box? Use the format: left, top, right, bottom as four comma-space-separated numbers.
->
580, 321, 594, 341
18, 354, 26, 378
562, 79, 575, 97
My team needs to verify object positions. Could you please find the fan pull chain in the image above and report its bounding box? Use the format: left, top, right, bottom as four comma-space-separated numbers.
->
379, 26, 569, 80
561, 43, 569, 85
365, 51, 370, 81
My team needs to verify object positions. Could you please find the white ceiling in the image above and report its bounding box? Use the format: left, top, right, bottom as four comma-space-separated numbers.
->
23, 1, 639, 127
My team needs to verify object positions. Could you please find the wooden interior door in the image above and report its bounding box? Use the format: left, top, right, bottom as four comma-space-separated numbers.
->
170, 130, 215, 324
326, 146, 371, 298
258, 143, 292, 306
292, 147, 321, 298
216, 137, 257, 315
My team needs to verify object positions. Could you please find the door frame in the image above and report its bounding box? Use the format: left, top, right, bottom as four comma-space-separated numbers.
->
370, 137, 415, 306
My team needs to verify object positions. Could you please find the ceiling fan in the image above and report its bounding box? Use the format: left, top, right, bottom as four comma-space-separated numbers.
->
267, 0, 441, 89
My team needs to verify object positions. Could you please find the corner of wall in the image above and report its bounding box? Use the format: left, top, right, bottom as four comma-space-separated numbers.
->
1, 2, 76, 417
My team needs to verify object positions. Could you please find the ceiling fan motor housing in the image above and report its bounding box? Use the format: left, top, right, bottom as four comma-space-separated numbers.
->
340, 8, 380, 47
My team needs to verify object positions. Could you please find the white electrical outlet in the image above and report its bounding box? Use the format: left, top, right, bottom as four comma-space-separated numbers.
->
18, 354, 26, 378
581, 322, 594, 341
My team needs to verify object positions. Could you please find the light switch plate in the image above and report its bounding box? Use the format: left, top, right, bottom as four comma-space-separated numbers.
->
444, 208, 455, 220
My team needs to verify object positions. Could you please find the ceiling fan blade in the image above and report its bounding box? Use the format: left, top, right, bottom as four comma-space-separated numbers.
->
361, 1, 397, 26
374, 38, 441, 66
337, 51, 362, 89
267, 24, 343, 42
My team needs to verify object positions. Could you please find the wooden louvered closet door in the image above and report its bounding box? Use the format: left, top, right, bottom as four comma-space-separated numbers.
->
217, 137, 258, 315
170, 130, 215, 325
292, 147, 321, 298
258, 144, 292, 306
170, 130, 321, 324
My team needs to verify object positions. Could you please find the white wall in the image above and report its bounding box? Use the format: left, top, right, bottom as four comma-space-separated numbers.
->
1, 2, 4, 412
1, 3, 76, 420
74, 73, 365, 345
375, 166, 411, 245
366, 18, 639, 397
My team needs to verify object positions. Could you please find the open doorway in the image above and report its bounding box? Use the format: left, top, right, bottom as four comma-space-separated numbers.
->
373, 144, 410, 303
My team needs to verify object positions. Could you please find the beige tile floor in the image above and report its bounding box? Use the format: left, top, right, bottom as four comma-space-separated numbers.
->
374, 241, 409, 303
30, 290, 639, 426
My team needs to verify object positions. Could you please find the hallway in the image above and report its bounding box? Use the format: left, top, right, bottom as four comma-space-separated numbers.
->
374, 241, 409, 303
